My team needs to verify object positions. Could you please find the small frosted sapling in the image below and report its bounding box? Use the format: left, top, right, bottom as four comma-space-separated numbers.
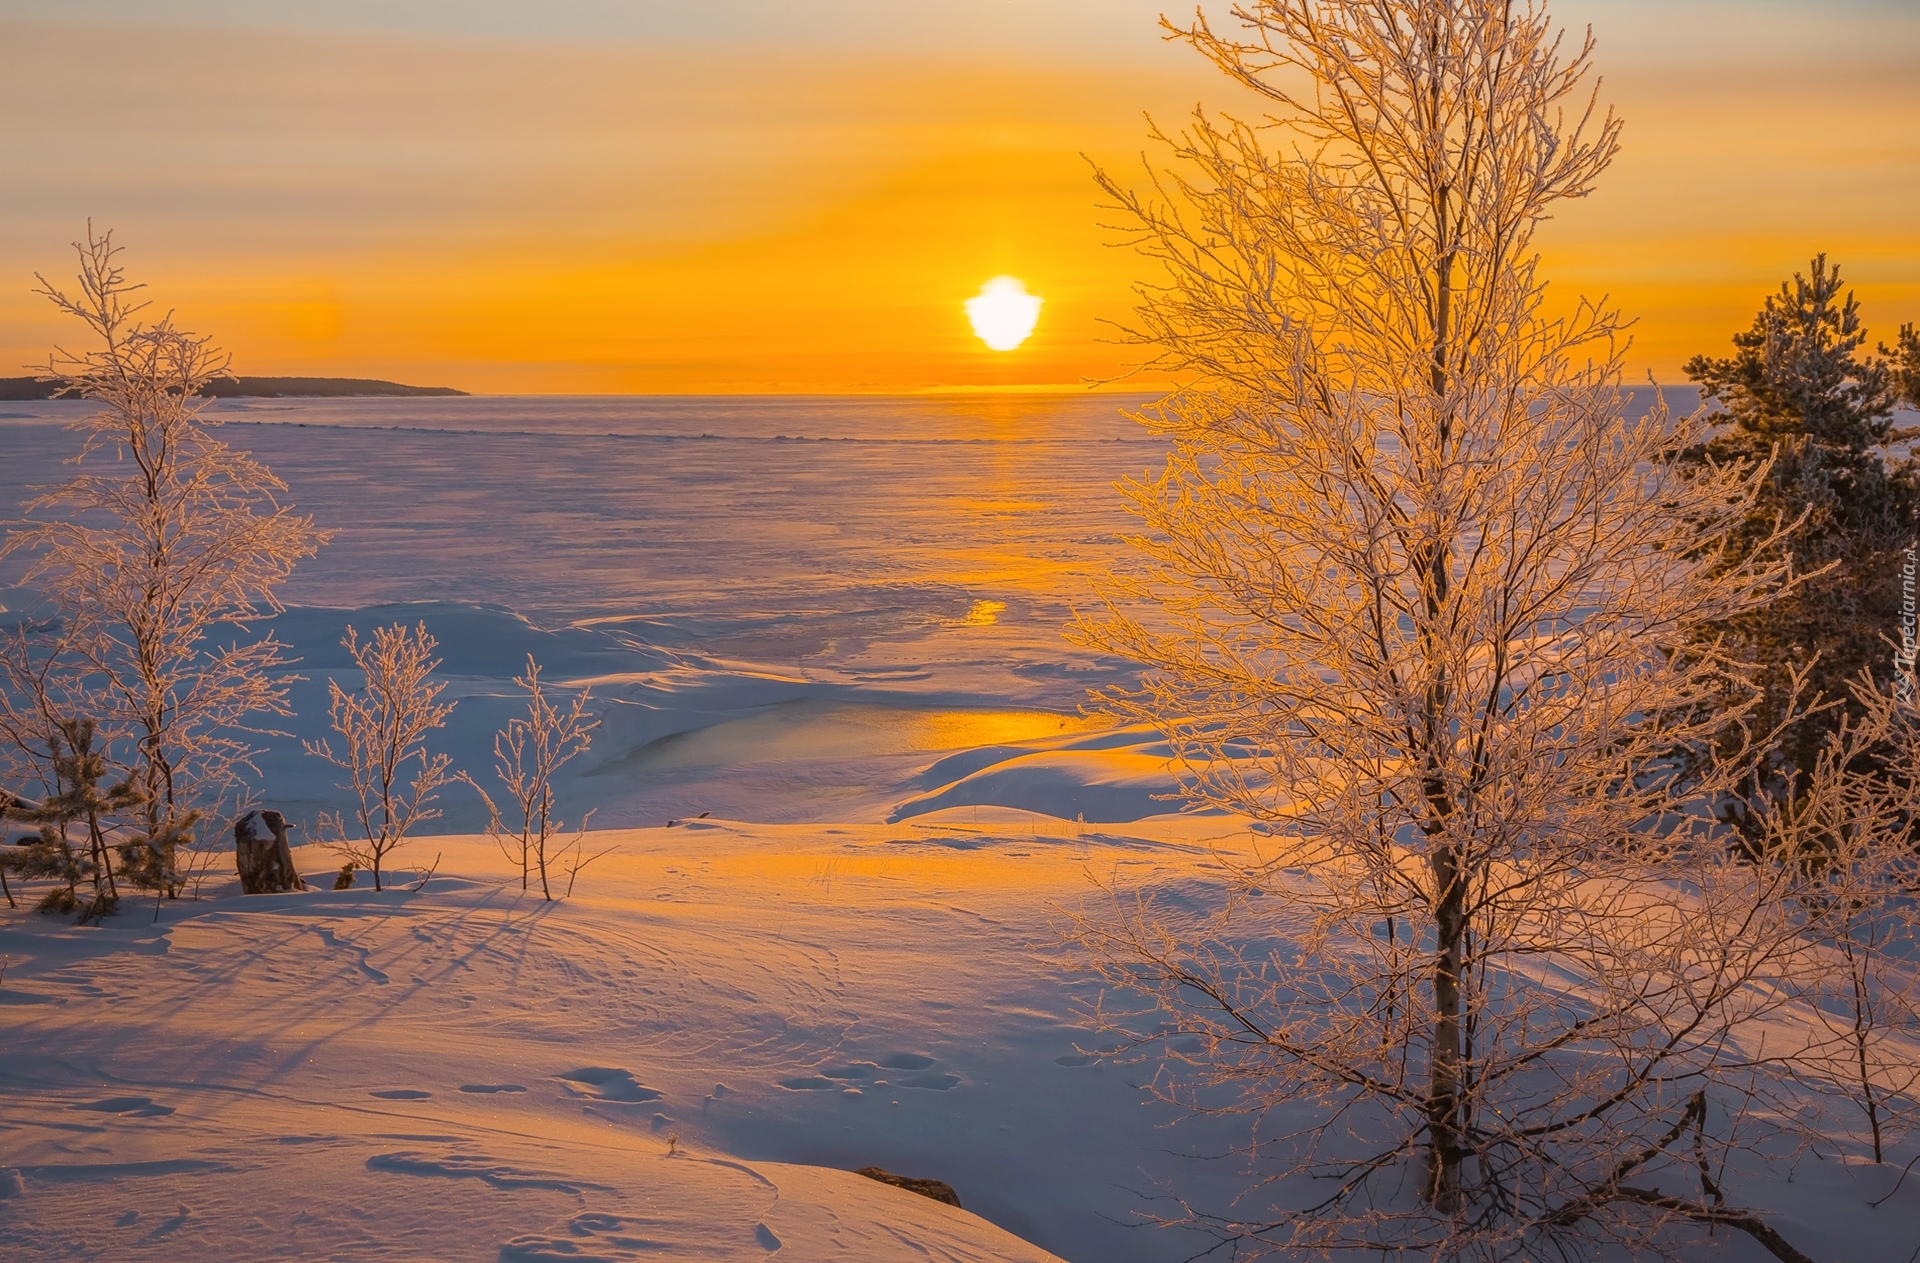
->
0, 608, 88, 847
304, 623, 455, 892
462, 655, 606, 899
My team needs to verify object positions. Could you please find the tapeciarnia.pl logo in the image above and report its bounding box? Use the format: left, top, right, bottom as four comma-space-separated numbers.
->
1898, 543, 1917, 706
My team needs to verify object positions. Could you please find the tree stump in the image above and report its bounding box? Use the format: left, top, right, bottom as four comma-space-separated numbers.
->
234, 809, 306, 894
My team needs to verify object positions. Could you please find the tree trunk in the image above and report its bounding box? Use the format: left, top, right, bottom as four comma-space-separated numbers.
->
1426, 839, 1468, 1211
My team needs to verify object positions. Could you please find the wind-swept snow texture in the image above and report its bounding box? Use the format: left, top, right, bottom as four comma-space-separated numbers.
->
0, 824, 1261, 1261
5, 825, 1917, 1262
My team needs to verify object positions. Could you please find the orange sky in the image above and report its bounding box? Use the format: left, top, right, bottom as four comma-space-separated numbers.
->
0, 2, 1914, 393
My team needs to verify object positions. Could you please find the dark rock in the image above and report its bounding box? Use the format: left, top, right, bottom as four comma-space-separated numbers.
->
854, 1166, 961, 1208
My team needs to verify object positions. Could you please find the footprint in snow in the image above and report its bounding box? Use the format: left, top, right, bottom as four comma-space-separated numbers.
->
876, 1052, 936, 1070
896, 1073, 960, 1091
370, 1089, 432, 1100
72, 1096, 175, 1117
780, 1053, 958, 1092
140, 1205, 191, 1241
459, 1084, 528, 1094
311, 926, 389, 985
557, 1067, 662, 1103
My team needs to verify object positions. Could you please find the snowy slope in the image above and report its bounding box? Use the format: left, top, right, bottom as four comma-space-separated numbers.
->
0, 817, 1267, 1262
6, 818, 1919, 1262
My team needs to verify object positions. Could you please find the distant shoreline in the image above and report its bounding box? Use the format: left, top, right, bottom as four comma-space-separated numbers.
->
0, 375, 467, 400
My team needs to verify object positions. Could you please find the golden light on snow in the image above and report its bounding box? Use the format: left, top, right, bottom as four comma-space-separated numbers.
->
957, 599, 1006, 626
964, 277, 1043, 352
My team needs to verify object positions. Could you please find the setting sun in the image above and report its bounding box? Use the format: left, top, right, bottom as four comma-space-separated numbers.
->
964, 276, 1043, 352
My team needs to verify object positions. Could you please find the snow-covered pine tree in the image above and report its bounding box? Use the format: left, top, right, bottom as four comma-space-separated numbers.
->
1883, 320, 1920, 411
1680, 255, 1919, 839
1, 227, 329, 897
2, 718, 142, 919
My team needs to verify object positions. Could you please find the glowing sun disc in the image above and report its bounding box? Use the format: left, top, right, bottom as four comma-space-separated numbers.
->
965, 276, 1042, 351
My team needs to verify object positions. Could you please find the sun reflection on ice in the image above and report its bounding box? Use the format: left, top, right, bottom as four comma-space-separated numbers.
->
957, 599, 1006, 626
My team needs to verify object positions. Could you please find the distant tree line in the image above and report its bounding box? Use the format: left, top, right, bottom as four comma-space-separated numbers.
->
0, 374, 466, 400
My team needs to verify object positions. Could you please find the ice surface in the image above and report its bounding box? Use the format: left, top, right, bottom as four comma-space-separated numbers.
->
0, 391, 1707, 829
1, 394, 1185, 827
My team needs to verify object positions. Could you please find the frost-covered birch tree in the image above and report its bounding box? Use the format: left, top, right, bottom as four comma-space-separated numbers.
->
1, 228, 329, 896
1071, 3, 1839, 1258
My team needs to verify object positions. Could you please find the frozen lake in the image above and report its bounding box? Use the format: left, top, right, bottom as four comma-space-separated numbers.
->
5, 393, 1157, 686
1, 393, 1175, 827
0, 388, 1703, 829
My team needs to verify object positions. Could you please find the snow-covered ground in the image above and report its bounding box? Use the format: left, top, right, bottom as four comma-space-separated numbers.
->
6, 391, 1918, 1261
5, 820, 1918, 1262
0, 816, 1268, 1262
